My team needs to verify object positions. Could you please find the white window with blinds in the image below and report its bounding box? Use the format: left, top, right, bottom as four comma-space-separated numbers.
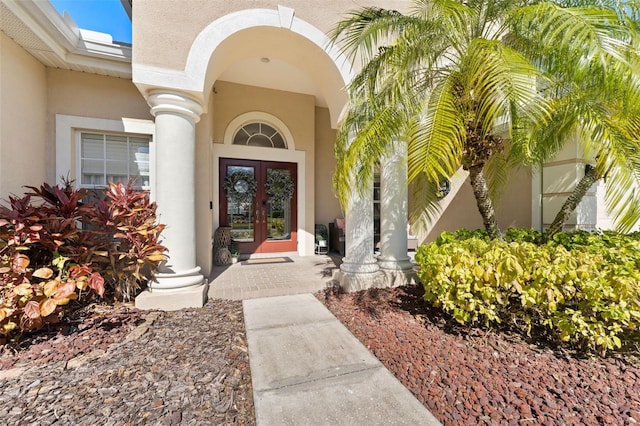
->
78, 132, 150, 190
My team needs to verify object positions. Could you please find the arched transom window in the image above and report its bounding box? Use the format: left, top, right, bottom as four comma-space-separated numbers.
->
233, 122, 286, 149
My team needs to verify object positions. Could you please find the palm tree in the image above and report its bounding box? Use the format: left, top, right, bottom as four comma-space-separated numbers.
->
537, 73, 640, 237
331, 0, 639, 239
520, 2, 640, 236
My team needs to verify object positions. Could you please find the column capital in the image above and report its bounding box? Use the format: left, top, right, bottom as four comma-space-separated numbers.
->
148, 90, 204, 124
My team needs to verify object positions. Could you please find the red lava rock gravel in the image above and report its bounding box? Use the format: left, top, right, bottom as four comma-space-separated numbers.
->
318, 285, 640, 426
0, 299, 255, 425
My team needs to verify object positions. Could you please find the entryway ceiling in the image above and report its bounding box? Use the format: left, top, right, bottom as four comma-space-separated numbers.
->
212, 26, 346, 110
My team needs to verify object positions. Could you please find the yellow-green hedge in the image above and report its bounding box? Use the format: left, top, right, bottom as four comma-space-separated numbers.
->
415, 230, 640, 354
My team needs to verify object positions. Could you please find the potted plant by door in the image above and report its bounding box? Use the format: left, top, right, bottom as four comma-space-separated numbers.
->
315, 225, 329, 255
230, 244, 240, 263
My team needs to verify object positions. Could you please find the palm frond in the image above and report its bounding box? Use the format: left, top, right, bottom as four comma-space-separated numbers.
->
411, 0, 476, 34
511, 3, 635, 71
483, 147, 516, 204
408, 78, 464, 184
462, 38, 552, 138
332, 0, 640, 236
333, 100, 409, 209
600, 152, 640, 233
329, 8, 425, 64
408, 172, 445, 236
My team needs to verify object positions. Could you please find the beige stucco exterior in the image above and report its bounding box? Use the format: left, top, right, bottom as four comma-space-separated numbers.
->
0, 29, 151, 195
47, 68, 153, 183
0, 0, 538, 283
132, 0, 410, 72
422, 168, 533, 242
0, 32, 48, 197
211, 82, 315, 145
314, 107, 342, 227
47, 69, 151, 123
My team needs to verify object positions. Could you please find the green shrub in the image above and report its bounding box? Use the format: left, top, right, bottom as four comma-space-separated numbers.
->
435, 228, 490, 245
416, 231, 640, 355
505, 227, 543, 244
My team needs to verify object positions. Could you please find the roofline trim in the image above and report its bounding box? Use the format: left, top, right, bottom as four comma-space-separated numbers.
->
1, 0, 132, 73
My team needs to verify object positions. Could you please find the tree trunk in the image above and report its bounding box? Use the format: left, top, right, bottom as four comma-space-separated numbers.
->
468, 164, 502, 240
546, 165, 599, 238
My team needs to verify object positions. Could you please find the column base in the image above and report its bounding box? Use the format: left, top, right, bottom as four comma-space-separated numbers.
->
380, 269, 420, 288
378, 254, 416, 287
135, 280, 209, 311
377, 255, 414, 271
150, 267, 204, 290
338, 270, 386, 292
340, 257, 380, 274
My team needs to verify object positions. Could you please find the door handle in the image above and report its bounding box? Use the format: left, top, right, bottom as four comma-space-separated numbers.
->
256, 209, 260, 224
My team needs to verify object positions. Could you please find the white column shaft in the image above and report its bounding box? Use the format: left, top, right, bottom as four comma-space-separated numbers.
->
378, 142, 413, 270
340, 173, 379, 274
147, 92, 204, 289
155, 114, 196, 271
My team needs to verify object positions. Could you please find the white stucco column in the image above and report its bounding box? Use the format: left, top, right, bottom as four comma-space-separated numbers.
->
135, 91, 208, 310
378, 141, 414, 273
339, 170, 382, 291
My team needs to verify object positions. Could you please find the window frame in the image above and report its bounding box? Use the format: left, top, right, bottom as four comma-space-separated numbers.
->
77, 131, 151, 191
56, 114, 155, 199
232, 122, 287, 149
223, 111, 295, 150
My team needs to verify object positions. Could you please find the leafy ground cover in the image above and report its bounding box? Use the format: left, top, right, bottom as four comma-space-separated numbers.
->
417, 229, 640, 355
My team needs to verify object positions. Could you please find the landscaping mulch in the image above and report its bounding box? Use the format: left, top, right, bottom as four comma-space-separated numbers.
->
0, 299, 255, 425
318, 284, 640, 426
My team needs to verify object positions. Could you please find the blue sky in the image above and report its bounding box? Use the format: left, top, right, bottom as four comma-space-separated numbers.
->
50, 0, 132, 43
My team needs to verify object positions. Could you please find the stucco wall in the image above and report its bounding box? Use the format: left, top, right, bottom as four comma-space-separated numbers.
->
314, 107, 341, 227
211, 81, 314, 146
0, 32, 48, 197
133, 0, 410, 71
422, 167, 533, 242
540, 137, 598, 230
47, 69, 152, 181
495, 167, 533, 229
195, 96, 214, 277
47, 69, 151, 121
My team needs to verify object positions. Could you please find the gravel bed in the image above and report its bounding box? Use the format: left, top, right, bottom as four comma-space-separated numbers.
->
0, 299, 254, 425
318, 285, 640, 425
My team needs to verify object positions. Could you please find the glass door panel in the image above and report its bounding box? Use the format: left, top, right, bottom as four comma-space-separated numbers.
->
260, 162, 297, 252
266, 168, 292, 241
226, 166, 255, 243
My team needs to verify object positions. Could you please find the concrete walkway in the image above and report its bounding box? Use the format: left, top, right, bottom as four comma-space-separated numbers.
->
243, 294, 441, 425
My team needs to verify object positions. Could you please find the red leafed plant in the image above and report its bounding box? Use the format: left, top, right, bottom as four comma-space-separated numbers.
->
83, 181, 167, 302
0, 180, 166, 343
0, 252, 104, 338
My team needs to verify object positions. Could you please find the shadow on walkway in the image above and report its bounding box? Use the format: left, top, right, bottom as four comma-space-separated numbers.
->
208, 252, 342, 300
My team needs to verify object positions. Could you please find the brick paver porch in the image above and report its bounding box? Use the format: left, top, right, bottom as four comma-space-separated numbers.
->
208, 253, 341, 300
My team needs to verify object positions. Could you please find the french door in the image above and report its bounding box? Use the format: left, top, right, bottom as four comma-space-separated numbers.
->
219, 158, 297, 254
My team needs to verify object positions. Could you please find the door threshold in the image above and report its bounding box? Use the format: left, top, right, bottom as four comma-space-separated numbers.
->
244, 251, 299, 259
